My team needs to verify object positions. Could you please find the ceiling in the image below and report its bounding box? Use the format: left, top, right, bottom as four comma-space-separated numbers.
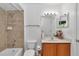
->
0, 3, 23, 10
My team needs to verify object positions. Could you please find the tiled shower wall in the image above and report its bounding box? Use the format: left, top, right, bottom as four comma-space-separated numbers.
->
6, 10, 24, 48
0, 9, 7, 51
0, 10, 24, 51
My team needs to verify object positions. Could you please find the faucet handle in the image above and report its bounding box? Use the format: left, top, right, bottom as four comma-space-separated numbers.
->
14, 40, 16, 42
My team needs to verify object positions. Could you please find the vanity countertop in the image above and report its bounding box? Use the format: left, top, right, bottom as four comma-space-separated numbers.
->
42, 37, 71, 43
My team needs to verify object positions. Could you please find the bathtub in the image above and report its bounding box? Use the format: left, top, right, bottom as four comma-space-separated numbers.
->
0, 48, 23, 56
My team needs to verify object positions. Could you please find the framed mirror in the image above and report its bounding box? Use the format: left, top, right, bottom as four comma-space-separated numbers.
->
57, 13, 69, 28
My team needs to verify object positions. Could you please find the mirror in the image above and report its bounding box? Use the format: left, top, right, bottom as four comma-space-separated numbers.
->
40, 10, 69, 39
40, 13, 56, 38
56, 13, 69, 28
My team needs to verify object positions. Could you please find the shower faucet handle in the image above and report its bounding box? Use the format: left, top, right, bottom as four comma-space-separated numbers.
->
12, 43, 15, 47
14, 40, 16, 42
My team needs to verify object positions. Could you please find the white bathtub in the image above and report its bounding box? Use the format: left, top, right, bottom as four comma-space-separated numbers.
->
0, 48, 23, 56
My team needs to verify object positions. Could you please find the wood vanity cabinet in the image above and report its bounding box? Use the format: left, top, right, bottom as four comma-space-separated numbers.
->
42, 43, 57, 56
56, 43, 70, 56
42, 43, 70, 56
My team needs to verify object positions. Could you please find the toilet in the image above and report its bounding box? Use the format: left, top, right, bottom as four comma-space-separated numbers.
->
24, 40, 37, 56
24, 49, 35, 56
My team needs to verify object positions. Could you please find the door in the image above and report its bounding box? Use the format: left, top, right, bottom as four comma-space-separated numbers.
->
42, 43, 56, 56
57, 43, 71, 56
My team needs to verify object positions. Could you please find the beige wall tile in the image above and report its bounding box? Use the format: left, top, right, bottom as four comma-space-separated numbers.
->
0, 10, 24, 51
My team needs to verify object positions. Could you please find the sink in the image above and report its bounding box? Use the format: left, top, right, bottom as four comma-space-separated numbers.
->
42, 37, 71, 43
43, 37, 60, 40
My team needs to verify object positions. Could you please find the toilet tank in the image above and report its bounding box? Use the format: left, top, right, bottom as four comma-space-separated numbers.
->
25, 40, 37, 50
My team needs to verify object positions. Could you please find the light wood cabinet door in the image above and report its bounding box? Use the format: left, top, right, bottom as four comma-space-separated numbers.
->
57, 43, 70, 56
42, 43, 57, 56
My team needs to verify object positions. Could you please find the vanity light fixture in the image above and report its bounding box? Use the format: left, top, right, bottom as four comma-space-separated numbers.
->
41, 10, 58, 17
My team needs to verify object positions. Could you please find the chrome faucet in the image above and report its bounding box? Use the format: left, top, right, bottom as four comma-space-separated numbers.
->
41, 30, 44, 40
12, 39, 16, 48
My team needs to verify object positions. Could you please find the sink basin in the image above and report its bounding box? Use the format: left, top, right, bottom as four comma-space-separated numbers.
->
43, 37, 60, 40
42, 37, 71, 43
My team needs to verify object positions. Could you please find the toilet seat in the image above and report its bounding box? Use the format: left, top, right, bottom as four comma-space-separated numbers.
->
24, 49, 35, 56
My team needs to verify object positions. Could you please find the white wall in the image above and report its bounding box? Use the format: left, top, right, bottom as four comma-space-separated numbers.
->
20, 3, 77, 55
20, 3, 63, 50
21, 3, 62, 42
60, 3, 76, 56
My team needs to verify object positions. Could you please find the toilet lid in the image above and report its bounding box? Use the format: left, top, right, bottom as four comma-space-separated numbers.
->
24, 49, 35, 56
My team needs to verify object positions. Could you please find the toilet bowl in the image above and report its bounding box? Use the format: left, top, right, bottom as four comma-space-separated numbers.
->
24, 40, 39, 56
24, 49, 35, 56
